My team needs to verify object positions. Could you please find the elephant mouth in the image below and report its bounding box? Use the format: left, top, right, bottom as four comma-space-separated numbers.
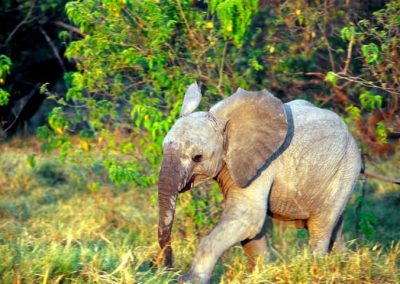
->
179, 174, 210, 193
179, 175, 195, 193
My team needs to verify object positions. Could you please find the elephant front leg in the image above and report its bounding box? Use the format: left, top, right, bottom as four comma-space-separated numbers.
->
179, 206, 266, 284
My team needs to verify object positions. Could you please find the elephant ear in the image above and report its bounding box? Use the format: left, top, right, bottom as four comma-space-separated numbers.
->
180, 82, 202, 116
210, 88, 288, 188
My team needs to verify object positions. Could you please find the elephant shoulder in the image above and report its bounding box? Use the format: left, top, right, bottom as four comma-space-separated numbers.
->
286, 99, 315, 108
287, 100, 343, 127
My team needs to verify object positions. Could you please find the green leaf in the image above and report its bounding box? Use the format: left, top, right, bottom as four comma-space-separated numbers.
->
345, 105, 361, 120
361, 43, 380, 64
340, 26, 356, 41
325, 71, 337, 85
250, 57, 263, 71
376, 121, 388, 144
359, 91, 383, 111
40, 83, 50, 95
48, 107, 68, 135
26, 154, 37, 169
0, 89, 10, 106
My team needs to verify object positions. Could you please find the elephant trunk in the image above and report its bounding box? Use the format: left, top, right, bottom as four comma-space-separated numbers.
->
158, 156, 183, 268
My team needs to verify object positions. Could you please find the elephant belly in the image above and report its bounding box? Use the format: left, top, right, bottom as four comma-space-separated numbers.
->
267, 211, 307, 229
268, 184, 310, 221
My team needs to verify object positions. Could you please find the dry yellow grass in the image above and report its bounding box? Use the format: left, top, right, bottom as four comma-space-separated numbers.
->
0, 146, 399, 283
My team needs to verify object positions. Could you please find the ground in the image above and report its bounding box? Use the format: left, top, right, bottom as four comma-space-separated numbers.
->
0, 141, 399, 283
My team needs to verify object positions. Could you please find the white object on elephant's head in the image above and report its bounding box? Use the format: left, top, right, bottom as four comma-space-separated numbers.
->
180, 82, 202, 117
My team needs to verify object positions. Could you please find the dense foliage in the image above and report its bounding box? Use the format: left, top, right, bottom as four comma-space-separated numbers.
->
32, 0, 399, 186
38, 0, 267, 185
0, 55, 12, 106
0, 0, 71, 137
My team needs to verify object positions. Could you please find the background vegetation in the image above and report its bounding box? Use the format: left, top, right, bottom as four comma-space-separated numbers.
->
0, 0, 399, 283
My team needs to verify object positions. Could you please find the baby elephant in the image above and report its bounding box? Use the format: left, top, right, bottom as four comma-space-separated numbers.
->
157, 83, 361, 283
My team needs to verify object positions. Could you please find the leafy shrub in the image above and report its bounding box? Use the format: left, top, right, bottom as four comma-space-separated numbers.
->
40, 0, 265, 186
38, 0, 399, 188
0, 55, 12, 106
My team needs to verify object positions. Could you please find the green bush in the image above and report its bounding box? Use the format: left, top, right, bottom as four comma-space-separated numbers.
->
42, 0, 266, 186
38, 0, 399, 188
0, 55, 12, 106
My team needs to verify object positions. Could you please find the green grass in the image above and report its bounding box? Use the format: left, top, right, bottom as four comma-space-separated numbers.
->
0, 144, 399, 283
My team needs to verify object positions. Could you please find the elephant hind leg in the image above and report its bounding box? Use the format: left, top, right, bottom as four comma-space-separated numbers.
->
241, 234, 267, 269
329, 215, 345, 252
307, 146, 359, 255
307, 213, 347, 255
307, 214, 339, 255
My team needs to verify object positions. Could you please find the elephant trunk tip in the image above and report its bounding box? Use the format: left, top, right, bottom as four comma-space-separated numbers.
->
152, 244, 174, 269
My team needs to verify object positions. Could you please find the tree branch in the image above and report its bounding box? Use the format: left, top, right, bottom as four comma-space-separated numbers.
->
2, 0, 36, 47
39, 26, 66, 74
342, 33, 354, 75
364, 170, 400, 185
52, 21, 85, 37
217, 42, 227, 92
4, 83, 39, 133
176, 0, 199, 44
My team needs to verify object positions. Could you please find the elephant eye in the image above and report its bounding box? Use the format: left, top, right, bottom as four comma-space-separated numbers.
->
192, 154, 203, 163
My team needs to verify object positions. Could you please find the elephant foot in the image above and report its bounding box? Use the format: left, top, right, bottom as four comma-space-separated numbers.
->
178, 270, 210, 284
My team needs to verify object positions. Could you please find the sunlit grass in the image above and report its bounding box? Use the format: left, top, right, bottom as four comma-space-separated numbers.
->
216, 243, 399, 283
0, 146, 399, 283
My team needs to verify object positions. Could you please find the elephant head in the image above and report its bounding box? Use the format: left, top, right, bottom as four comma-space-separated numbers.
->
158, 83, 290, 267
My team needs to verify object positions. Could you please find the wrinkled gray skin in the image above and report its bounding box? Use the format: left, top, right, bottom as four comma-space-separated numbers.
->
158, 83, 361, 283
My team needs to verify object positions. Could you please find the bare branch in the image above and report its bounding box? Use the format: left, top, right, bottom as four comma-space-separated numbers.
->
176, 0, 199, 44
39, 26, 66, 74
342, 33, 354, 75
305, 71, 400, 95
2, 0, 36, 47
217, 42, 227, 90
334, 73, 400, 95
320, 0, 336, 72
53, 21, 85, 37
4, 83, 39, 133
364, 170, 400, 185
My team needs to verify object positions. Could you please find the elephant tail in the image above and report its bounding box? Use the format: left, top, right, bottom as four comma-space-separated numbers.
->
360, 153, 400, 185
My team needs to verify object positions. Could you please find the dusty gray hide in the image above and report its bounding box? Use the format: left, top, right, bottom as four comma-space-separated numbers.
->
157, 83, 361, 284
